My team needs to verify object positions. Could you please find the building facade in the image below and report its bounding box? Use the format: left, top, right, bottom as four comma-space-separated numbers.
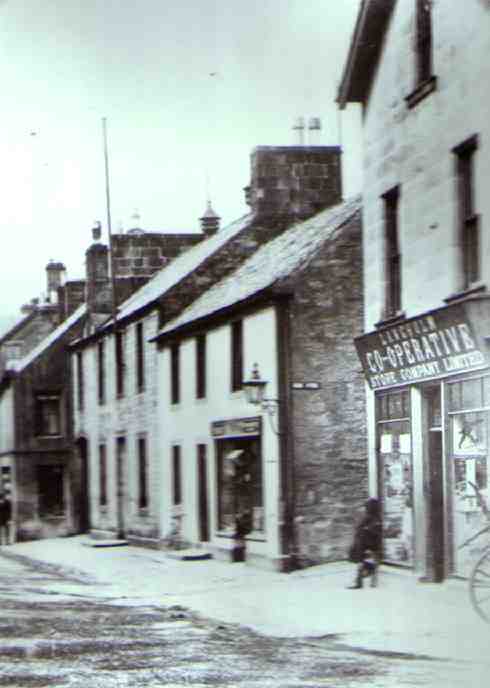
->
71, 144, 347, 558
152, 197, 366, 571
339, 0, 490, 579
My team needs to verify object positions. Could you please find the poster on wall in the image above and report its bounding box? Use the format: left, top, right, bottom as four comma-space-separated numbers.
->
380, 429, 414, 565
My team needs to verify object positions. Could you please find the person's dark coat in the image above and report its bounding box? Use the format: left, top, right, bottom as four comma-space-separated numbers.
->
0, 499, 11, 526
349, 498, 382, 562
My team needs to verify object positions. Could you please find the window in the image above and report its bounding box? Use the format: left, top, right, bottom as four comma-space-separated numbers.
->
115, 329, 125, 398
136, 322, 145, 392
97, 340, 105, 405
172, 445, 182, 505
37, 465, 64, 517
383, 187, 401, 318
453, 135, 479, 290
35, 394, 61, 436
170, 343, 180, 405
138, 436, 148, 509
76, 351, 84, 411
196, 334, 206, 399
416, 0, 432, 85
405, 1, 436, 108
99, 444, 107, 506
231, 320, 243, 392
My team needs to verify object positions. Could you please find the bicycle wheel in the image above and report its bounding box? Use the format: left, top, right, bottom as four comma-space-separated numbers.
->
469, 548, 490, 623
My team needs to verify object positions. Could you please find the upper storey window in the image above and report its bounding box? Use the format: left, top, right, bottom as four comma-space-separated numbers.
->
453, 135, 480, 291
406, 0, 437, 108
383, 186, 401, 320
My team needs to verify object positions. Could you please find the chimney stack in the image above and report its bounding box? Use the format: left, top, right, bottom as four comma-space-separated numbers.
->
45, 260, 66, 304
85, 225, 112, 314
199, 200, 221, 236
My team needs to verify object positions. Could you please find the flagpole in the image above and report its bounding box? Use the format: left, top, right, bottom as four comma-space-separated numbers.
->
102, 117, 118, 324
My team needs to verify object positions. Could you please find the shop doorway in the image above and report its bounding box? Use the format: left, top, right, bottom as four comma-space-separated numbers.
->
425, 385, 445, 582
77, 438, 90, 533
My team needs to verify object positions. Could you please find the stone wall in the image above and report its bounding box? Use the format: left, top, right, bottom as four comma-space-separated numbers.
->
287, 210, 367, 565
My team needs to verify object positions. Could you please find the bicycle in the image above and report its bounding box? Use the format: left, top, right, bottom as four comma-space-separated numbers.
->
459, 481, 490, 623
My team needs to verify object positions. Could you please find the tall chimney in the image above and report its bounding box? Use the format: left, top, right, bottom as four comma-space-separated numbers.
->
247, 144, 342, 220
308, 117, 322, 146
85, 226, 112, 314
45, 260, 66, 304
292, 117, 305, 146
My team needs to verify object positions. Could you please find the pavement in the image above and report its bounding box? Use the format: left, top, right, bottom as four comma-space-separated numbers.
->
1, 535, 489, 666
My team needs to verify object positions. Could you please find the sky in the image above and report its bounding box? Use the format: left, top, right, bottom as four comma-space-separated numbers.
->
0, 0, 362, 326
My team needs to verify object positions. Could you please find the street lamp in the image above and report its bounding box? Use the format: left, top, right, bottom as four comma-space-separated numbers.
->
242, 363, 281, 435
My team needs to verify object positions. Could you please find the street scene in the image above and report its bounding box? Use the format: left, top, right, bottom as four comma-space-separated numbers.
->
2, 1, 490, 686
0, 538, 487, 688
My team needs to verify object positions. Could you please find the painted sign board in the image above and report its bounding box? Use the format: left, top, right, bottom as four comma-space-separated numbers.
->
211, 416, 261, 438
355, 302, 488, 390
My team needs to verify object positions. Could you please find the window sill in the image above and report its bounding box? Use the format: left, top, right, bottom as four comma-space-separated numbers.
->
36, 434, 63, 440
405, 75, 437, 109
138, 507, 150, 516
444, 282, 487, 304
374, 311, 407, 330
99, 505, 108, 513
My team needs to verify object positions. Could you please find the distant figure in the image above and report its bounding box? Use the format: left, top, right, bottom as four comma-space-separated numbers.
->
347, 498, 382, 589
0, 496, 12, 546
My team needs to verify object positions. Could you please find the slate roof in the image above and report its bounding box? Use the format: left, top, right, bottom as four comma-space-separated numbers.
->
109, 212, 253, 325
8, 304, 87, 373
156, 196, 361, 339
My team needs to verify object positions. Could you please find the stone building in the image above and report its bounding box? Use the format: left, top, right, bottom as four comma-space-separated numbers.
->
338, 0, 490, 580
152, 196, 365, 570
0, 224, 202, 542
70, 144, 350, 556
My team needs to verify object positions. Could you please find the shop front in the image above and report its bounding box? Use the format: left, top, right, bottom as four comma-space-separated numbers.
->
210, 416, 265, 563
355, 297, 490, 580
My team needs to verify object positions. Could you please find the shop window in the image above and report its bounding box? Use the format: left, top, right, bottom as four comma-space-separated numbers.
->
115, 329, 125, 398
170, 344, 180, 405
231, 320, 243, 392
138, 436, 148, 509
35, 394, 62, 437
453, 135, 479, 290
196, 334, 206, 399
382, 187, 401, 319
76, 351, 84, 411
216, 437, 263, 533
136, 321, 145, 393
37, 465, 64, 517
377, 390, 413, 565
99, 444, 107, 507
97, 340, 106, 405
172, 445, 182, 505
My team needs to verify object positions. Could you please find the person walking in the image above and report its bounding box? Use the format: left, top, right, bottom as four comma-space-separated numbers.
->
347, 497, 382, 589
0, 495, 12, 546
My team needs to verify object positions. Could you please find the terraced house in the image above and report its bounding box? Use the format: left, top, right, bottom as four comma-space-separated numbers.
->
70, 142, 365, 565
338, 0, 490, 580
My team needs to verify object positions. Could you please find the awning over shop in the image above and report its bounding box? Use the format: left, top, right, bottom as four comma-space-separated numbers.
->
355, 296, 490, 391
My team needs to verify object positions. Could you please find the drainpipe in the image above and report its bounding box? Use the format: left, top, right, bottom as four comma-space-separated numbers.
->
275, 295, 296, 571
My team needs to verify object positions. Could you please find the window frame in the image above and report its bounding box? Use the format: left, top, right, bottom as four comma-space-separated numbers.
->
136, 321, 145, 393
172, 445, 182, 505
99, 443, 107, 507
35, 393, 62, 437
97, 340, 106, 405
115, 328, 125, 398
405, 0, 437, 108
170, 343, 180, 405
453, 135, 480, 290
382, 186, 402, 319
137, 435, 148, 510
76, 351, 84, 411
230, 320, 243, 392
196, 334, 207, 400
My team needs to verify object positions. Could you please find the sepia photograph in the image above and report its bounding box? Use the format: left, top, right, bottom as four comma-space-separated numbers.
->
0, 0, 489, 685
